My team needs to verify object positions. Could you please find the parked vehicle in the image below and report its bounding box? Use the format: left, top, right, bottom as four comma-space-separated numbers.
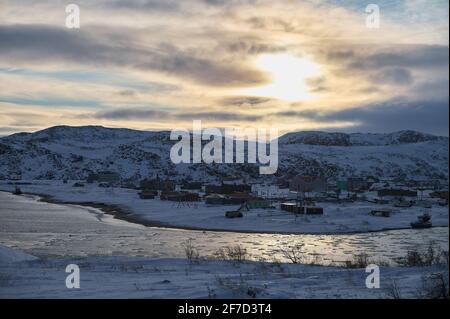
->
138, 190, 157, 199
225, 211, 243, 218
393, 199, 413, 208
370, 209, 391, 217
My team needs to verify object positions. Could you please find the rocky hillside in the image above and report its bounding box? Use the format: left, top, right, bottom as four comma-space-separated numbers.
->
0, 126, 448, 182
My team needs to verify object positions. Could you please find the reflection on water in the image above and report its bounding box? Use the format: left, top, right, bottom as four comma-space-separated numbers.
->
0, 191, 448, 265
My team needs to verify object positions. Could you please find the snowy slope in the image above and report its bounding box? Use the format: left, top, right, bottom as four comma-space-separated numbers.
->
0, 126, 448, 181
0, 245, 38, 263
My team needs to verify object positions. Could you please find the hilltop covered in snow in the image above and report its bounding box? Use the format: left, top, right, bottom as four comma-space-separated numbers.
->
0, 126, 448, 182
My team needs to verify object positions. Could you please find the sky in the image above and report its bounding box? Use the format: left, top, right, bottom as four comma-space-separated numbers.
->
0, 0, 448, 136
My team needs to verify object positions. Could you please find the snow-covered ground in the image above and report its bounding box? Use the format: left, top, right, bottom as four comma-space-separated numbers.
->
0, 181, 447, 234
0, 245, 447, 299
2, 190, 447, 264
1, 191, 448, 299
0, 245, 38, 264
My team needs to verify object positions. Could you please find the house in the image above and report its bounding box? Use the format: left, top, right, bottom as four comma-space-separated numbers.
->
204, 192, 259, 205
377, 188, 417, 198
140, 178, 176, 191
204, 183, 251, 194
205, 194, 227, 205
336, 180, 348, 191
430, 191, 449, 200
87, 171, 120, 184
370, 182, 390, 191
289, 176, 327, 193
365, 176, 379, 187
160, 191, 199, 202
226, 192, 259, 205
280, 203, 324, 215
181, 182, 202, 190
281, 203, 304, 214
246, 199, 272, 209
347, 177, 368, 192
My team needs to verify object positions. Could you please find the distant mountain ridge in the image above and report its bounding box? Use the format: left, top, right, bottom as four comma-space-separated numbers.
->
0, 126, 448, 182
279, 130, 446, 146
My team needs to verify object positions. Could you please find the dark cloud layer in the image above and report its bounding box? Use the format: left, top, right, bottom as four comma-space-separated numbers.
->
92, 108, 169, 120
219, 96, 272, 106
0, 24, 267, 87
373, 68, 413, 86
82, 108, 263, 122
346, 45, 449, 71
279, 99, 449, 136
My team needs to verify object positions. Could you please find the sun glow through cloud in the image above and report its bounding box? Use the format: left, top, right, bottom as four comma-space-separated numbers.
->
242, 53, 321, 102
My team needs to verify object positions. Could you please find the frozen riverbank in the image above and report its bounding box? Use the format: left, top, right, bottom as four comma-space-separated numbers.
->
0, 190, 448, 265
0, 181, 448, 235
0, 245, 447, 299
1, 190, 448, 299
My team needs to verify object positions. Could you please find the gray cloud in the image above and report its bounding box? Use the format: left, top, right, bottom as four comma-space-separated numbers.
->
373, 68, 413, 86
347, 45, 449, 71
275, 110, 322, 118
224, 40, 285, 55
0, 25, 267, 87
104, 0, 181, 11
219, 96, 272, 106
80, 107, 263, 122
276, 99, 449, 136
91, 108, 170, 120
175, 111, 263, 122
306, 76, 328, 92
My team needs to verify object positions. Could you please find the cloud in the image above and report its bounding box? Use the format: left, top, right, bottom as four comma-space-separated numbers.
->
224, 40, 285, 55
347, 45, 449, 71
276, 99, 449, 136
105, 0, 181, 11
175, 111, 263, 122
90, 108, 170, 120
0, 96, 103, 108
80, 107, 263, 123
219, 96, 272, 106
373, 68, 413, 86
330, 100, 449, 136
0, 25, 268, 87
0, 0, 448, 135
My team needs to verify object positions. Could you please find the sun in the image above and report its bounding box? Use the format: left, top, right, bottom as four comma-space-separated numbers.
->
242, 53, 321, 101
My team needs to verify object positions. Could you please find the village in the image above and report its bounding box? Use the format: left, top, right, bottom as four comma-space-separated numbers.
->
5, 171, 449, 234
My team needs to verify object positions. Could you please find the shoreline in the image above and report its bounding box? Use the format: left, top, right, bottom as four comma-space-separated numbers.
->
3, 190, 448, 236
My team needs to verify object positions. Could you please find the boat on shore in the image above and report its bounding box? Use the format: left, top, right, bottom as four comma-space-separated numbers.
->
13, 186, 22, 195
410, 213, 432, 229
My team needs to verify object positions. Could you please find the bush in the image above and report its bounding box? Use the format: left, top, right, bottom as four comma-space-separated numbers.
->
279, 244, 305, 264
182, 239, 201, 264
213, 245, 248, 263
396, 243, 448, 267
385, 278, 402, 299
344, 253, 371, 268
417, 272, 449, 299
214, 275, 266, 298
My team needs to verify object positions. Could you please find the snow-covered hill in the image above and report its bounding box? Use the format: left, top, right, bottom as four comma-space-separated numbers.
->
0, 126, 448, 182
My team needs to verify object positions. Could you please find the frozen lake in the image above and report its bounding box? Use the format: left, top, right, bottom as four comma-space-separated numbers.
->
0, 191, 448, 265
